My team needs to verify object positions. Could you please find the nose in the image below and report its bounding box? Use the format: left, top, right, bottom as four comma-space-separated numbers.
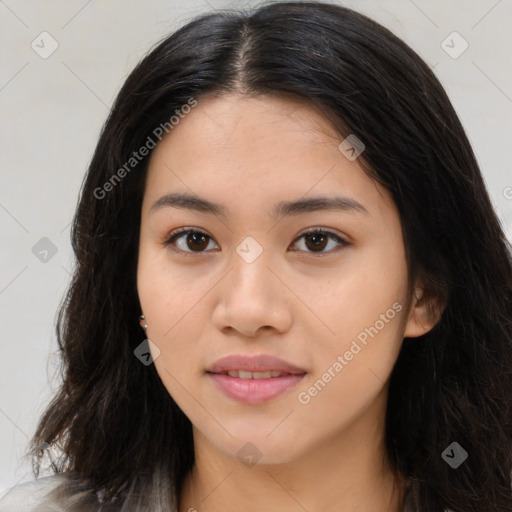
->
211, 246, 293, 338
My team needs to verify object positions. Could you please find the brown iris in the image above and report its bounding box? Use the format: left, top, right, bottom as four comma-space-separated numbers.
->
304, 232, 328, 252
186, 232, 210, 251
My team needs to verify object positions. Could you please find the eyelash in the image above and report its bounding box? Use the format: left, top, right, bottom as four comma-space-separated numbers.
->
162, 227, 350, 257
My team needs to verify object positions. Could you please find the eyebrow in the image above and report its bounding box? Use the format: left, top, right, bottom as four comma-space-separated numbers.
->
149, 192, 369, 218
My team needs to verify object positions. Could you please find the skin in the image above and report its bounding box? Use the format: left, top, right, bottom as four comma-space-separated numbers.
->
137, 93, 441, 512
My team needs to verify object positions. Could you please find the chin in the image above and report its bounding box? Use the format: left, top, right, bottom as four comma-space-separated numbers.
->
201, 427, 306, 466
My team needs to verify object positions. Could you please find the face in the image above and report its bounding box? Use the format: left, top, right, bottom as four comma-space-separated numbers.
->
137, 93, 431, 465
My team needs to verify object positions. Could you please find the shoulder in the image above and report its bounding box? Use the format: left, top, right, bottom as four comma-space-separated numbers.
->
0, 474, 68, 511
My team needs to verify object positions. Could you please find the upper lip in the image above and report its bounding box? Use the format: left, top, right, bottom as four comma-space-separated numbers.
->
207, 354, 306, 375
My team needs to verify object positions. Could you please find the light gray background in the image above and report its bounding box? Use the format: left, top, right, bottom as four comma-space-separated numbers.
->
1, 0, 511, 491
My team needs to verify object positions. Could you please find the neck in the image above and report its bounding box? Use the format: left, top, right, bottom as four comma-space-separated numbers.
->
179, 389, 407, 512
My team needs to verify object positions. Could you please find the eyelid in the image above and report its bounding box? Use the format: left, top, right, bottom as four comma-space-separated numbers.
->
162, 226, 350, 257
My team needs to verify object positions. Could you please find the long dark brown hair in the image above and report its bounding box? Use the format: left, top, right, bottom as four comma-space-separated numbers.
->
21, 2, 512, 511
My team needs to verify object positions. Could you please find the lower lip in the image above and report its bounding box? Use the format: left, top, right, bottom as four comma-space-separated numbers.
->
208, 373, 305, 404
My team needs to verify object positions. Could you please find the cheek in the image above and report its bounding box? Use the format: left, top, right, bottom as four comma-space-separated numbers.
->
300, 242, 409, 405
137, 260, 205, 410
136, 247, 212, 378
316, 243, 408, 342
295, 303, 406, 434
138, 245, 200, 330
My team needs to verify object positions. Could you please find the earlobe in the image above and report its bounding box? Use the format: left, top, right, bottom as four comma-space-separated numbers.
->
403, 286, 443, 338
139, 314, 148, 332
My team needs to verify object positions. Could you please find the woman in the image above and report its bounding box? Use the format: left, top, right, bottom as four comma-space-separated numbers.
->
1, 2, 511, 511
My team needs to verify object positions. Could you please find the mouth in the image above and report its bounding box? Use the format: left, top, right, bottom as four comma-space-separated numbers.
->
215, 370, 296, 379
206, 354, 306, 404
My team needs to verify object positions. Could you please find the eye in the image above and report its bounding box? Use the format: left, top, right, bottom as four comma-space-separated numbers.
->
290, 228, 350, 255
162, 227, 350, 256
163, 227, 219, 255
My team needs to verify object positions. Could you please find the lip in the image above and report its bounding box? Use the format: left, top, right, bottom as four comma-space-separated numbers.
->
208, 354, 305, 374
207, 354, 306, 405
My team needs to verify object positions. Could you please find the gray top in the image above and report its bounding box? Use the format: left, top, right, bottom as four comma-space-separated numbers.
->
0, 475, 68, 511
0, 474, 109, 512
0, 473, 437, 512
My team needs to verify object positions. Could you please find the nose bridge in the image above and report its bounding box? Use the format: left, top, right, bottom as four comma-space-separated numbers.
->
212, 234, 292, 335
229, 235, 277, 302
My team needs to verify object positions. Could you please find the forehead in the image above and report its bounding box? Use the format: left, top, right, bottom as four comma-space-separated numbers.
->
143, 93, 396, 222
148, 92, 342, 168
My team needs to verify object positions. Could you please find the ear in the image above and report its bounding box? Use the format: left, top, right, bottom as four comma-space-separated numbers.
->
403, 284, 445, 338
